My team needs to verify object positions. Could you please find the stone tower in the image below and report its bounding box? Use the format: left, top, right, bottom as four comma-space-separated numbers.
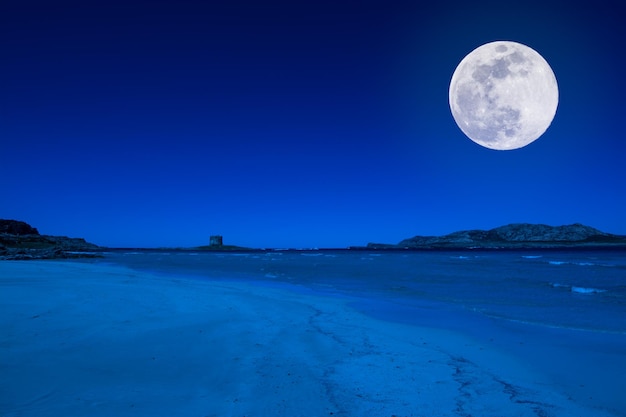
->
209, 235, 223, 247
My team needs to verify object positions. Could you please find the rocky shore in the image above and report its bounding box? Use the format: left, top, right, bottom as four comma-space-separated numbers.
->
366, 223, 626, 250
0, 220, 101, 260
3, 220, 625, 257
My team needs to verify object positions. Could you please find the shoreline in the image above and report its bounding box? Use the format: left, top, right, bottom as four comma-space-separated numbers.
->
1, 260, 620, 416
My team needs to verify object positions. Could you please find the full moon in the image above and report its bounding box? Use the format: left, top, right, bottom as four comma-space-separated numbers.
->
449, 41, 558, 150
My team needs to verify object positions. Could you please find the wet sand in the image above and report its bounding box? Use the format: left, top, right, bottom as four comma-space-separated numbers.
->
0, 261, 615, 416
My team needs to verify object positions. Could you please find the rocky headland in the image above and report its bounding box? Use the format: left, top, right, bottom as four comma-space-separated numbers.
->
366, 223, 626, 250
0, 220, 101, 260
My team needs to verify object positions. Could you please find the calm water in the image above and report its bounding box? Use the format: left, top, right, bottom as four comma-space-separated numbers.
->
98, 249, 626, 334
94, 249, 626, 415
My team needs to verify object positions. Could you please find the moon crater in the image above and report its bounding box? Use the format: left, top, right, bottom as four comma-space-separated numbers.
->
449, 41, 558, 150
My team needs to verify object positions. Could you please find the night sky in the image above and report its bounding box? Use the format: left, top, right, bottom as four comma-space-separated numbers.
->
2, 1, 624, 248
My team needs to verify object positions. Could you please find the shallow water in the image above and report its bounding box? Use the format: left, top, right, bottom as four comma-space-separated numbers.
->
99, 249, 626, 333
95, 248, 626, 415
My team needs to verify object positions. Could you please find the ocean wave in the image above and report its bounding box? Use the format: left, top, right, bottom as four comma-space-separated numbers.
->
550, 282, 607, 294
571, 286, 607, 294
478, 310, 625, 334
521, 255, 542, 259
547, 260, 616, 268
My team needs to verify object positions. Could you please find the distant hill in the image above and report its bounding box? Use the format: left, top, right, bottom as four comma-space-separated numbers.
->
0, 219, 101, 260
366, 223, 626, 250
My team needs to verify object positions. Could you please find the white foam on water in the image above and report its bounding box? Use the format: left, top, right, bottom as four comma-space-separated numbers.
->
571, 286, 607, 294
548, 260, 609, 267
550, 283, 608, 295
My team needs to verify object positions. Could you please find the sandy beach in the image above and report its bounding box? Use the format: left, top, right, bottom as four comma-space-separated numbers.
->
0, 260, 617, 417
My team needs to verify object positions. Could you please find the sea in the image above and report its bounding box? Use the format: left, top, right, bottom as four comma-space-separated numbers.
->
94, 248, 626, 415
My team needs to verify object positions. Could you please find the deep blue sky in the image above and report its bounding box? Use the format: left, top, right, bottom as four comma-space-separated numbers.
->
2, 0, 624, 248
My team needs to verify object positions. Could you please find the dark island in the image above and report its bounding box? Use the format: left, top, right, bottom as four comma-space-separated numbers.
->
0, 219, 101, 260
3, 220, 626, 259
194, 234, 253, 251
364, 223, 626, 250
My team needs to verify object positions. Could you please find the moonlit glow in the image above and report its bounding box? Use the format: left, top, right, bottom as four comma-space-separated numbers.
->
449, 41, 559, 150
